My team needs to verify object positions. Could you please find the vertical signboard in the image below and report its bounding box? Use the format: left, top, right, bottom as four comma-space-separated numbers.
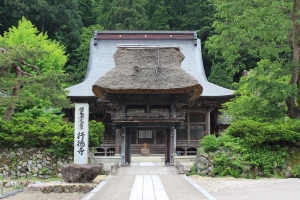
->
74, 103, 89, 164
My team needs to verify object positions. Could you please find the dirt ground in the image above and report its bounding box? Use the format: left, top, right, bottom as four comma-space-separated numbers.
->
2, 175, 107, 200
5, 190, 86, 200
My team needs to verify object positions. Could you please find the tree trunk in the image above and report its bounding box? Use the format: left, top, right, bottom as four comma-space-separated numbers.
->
2, 66, 22, 121
286, 0, 300, 118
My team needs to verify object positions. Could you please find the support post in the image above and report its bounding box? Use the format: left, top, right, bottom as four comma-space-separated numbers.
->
125, 130, 131, 164
174, 128, 177, 155
169, 127, 175, 166
206, 110, 211, 135
115, 129, 121, 156
121, 127, 126, 166
74, 103, 89, 164
165, 130, 170, 164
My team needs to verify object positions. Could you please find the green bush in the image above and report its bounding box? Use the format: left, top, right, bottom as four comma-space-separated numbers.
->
291, 165, 300, 178
200, 135, 220, 152
244, 146, 287, 177
186, 165, 198, 176
0, 109, 104, 157
89, 120, 105, 147
209, 144, 288, 178
226, 119, 300, 146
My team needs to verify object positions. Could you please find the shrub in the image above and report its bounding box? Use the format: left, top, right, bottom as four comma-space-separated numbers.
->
0, 109, 104, 157
291, 165, 300, 178
226, 119, 300, 146
200, 135, 220, 152
89, 120, 105, 147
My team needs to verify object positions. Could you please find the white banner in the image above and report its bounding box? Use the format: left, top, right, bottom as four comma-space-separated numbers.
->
74, 103, 89, 164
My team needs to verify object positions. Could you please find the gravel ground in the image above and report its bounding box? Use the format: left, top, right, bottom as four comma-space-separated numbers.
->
2, 175, 296, 200
188, 175, 295, 193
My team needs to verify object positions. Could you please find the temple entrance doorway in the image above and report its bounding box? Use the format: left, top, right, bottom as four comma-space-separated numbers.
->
130, 130, 165, 145
121, 128, 175, 166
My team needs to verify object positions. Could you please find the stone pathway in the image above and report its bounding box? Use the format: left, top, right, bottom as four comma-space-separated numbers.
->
83, 162, 214, 200
129, 175, 169, 200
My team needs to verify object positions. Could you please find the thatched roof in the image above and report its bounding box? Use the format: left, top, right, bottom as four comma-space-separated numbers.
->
92, 45, 202, 100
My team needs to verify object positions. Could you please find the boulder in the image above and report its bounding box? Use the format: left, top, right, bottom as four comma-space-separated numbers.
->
61, 163, 103, 183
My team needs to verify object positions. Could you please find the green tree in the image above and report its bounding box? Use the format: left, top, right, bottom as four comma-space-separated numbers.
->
0, 17, 71, 120
208, 62, 233, 89
52, 0, 83, 53
78, 0, 96, 27
0, 0, 83, 56
146, 0, 215, 30
223, 64, 291, 122
98, 0, 148, 30
70, 24, 104, 84
207, 0, 300, 118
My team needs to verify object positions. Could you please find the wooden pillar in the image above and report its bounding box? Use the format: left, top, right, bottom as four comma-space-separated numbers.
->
115, 129, 121, 156
165, 130, 170, 164
121, 126, 126, 166
125, 130, 131, 164
206, 110, 211, 135
169, 127, 175, 166
174, 128, 177, 155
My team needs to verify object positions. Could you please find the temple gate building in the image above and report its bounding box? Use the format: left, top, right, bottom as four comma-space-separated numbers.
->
66, 31, 234, 166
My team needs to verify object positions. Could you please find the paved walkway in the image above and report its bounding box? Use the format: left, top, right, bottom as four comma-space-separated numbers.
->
82, 162, 215, 200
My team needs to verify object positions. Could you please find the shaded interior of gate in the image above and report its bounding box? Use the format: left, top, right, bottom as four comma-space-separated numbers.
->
117, 125, 178, 165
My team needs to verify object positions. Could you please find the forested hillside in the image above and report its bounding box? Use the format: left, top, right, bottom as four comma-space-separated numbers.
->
0, 0, 216, 85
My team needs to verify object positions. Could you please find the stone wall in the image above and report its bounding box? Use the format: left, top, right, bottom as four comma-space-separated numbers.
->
194, 147, 297, 178
194, 148, 215, 176
0, 148, 73, 178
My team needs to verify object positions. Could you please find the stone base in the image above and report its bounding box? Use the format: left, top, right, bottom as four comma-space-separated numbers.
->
141, 148, 149, 156
61, 163, 103, 183
27, 182, 96, 193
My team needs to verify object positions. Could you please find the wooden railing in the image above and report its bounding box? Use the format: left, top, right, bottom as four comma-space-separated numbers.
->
94, 139, 200, 156
100, 140, 115, 146
176, 140, 199, 147
111, 111, 185, 121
